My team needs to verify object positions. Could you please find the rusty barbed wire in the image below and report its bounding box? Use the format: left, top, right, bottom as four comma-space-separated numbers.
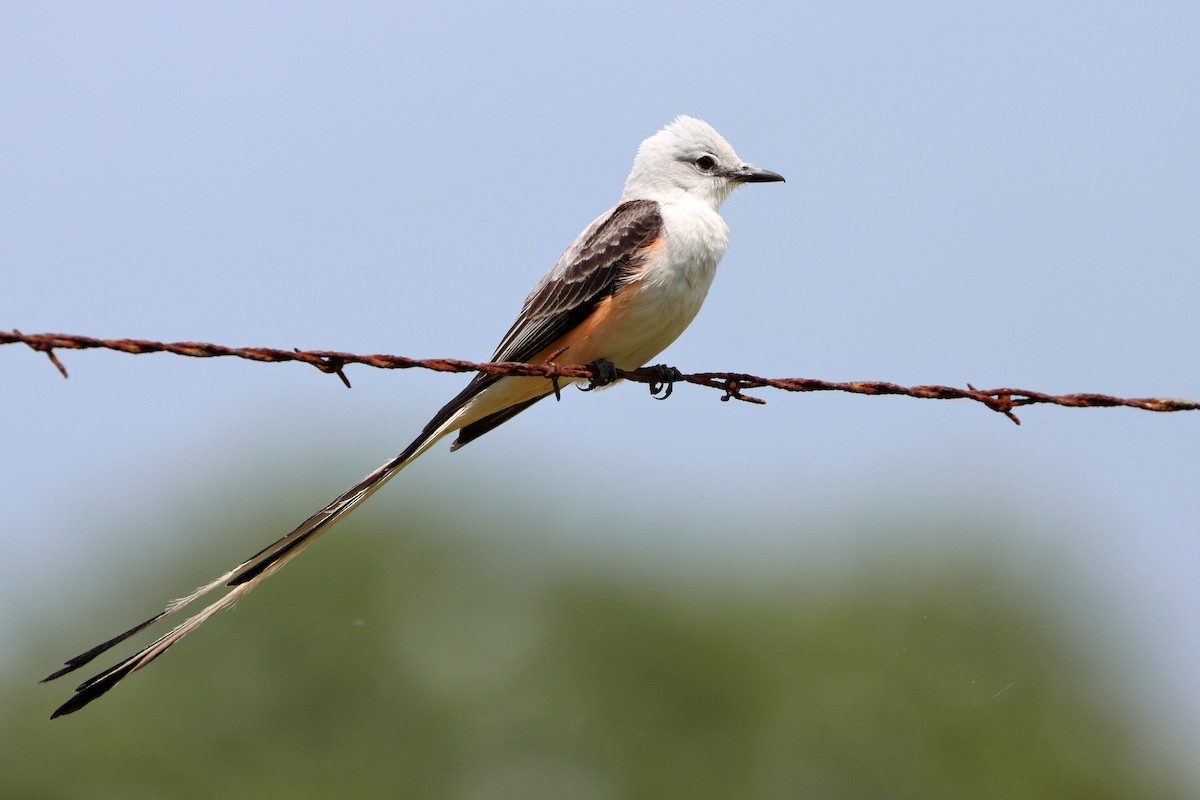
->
3, 329, 1196, 425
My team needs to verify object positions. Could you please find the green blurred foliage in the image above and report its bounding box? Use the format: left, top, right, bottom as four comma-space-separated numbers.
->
3, 496, 1189, 799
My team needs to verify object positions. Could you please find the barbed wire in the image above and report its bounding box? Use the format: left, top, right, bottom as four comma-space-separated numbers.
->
3, 329, 1196, 425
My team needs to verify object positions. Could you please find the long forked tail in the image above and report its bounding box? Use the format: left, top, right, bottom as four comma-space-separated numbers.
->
42, 414, 458, 718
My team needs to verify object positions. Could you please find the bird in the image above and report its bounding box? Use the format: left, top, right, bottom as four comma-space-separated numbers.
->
42, 115, 784, 717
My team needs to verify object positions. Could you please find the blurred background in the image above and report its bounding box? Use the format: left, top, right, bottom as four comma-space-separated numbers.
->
2, 3, 1197, 797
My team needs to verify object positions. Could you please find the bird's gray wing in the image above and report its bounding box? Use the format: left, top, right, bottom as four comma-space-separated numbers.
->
491, 198, 663, 364
446, 198, 663, 448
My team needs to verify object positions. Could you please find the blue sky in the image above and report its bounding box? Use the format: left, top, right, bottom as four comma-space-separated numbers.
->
3, 1, 1198, 777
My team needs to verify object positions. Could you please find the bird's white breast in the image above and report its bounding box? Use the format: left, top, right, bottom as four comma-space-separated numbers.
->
600, 196, 730, 369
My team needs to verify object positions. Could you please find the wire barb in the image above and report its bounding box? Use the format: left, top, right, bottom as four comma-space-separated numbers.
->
2, 330, 1196, 420
12, 328, 71, 378
301, 350, 352, 388
543, 346, 571, 401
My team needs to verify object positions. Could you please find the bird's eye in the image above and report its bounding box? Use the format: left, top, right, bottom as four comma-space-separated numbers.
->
695, 155, 716, 172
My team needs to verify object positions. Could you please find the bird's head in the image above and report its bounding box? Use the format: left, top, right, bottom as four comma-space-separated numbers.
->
622, 116, 784, 209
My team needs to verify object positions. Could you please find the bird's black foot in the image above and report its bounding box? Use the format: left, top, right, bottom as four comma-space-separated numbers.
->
645, 363, 683, 400
579, 359, 620, 392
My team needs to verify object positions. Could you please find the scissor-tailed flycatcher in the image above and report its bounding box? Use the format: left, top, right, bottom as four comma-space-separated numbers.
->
43, 115, 784, 717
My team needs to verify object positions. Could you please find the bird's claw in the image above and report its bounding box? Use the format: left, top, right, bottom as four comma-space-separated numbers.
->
579, 359, 620, 392
646, 363, 682, 400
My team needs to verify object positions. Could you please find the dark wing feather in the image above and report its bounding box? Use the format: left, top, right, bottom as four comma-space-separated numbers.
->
452, 394, 550, 450
446, 199, 662, 449
490, 199, 663, 365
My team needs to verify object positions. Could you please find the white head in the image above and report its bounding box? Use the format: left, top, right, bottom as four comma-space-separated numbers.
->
621, 116, 784, 208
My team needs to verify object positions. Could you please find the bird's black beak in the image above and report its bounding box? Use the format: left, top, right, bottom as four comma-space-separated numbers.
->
728, 164, 785, 183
